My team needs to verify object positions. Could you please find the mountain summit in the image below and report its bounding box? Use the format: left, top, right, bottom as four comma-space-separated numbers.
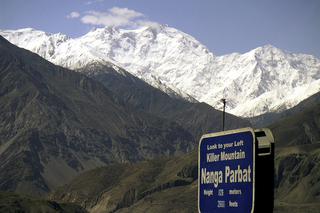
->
1, 26, 319, 116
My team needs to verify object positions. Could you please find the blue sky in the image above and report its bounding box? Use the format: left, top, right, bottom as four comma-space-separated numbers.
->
1, 0, 320, 57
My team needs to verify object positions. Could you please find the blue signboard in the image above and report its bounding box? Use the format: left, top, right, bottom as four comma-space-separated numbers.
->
198, 128, 255, 213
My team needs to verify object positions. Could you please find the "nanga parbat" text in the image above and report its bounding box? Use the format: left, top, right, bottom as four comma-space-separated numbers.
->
201, 165, 252, 188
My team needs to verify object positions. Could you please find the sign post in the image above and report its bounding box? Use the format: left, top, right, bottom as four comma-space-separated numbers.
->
198, 128, 255, 213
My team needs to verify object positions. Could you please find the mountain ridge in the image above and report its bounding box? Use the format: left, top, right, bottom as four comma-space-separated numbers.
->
0, 35, 196, 196
79, 62, 250, 140
0, 35, 249, 197
1, 26, 319, 117
49, 90, 320, 213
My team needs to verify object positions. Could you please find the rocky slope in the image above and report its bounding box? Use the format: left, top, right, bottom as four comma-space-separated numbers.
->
50, 151, 198, 213
50, 91, 320, 212
1, 27, 320, 117
270, 91, 320, 205
0, 36, 249, 198
0, 36, 195, 196
79, 62, 250, 140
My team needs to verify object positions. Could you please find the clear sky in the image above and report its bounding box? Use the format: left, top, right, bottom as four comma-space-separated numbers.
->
1, 0, 320, 57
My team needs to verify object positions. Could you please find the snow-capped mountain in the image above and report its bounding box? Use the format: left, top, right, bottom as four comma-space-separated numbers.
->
211, 46, 320, 116
1, 26, 320, 117
0, 27, 197, 101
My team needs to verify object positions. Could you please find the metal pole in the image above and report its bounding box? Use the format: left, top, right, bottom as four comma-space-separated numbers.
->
221, 99, 226, 131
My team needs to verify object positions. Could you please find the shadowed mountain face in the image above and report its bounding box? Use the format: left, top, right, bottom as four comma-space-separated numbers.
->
0, 36, 249, 198
79, 63, 250, 140
50, 92, 320, 212
0, 36, 196, 196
